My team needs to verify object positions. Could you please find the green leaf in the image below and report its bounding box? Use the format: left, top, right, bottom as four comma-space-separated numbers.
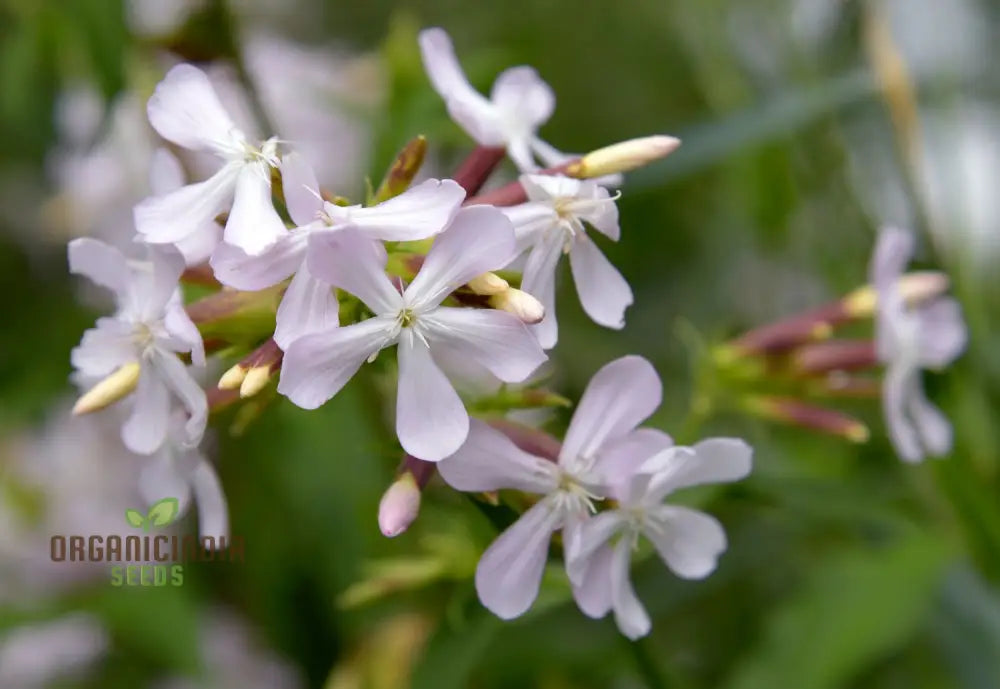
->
146, 498, 180, 528
124, 508, 146, 529
723, 534, 952, 689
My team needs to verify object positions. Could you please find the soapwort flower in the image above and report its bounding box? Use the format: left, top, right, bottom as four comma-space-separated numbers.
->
69, 238, 206, 454
568, 439, 752, 639
211, 153, 465, 348
419, 27, 566, 172
134, 63, 286, 257
437, 355, 667, 619
502, 174, 631, 348
872, 227, 967, 462
278, 206, 547, 461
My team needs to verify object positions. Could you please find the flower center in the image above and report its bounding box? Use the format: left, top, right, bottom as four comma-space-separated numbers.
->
552, 470, 602, 515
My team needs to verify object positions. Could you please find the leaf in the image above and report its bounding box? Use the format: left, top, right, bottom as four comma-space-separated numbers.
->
146, 498, 180, 528
125, 508, 146, 529
723, 533, 952, 689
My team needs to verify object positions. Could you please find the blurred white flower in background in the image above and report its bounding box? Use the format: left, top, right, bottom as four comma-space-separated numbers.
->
0, 614, 109, 689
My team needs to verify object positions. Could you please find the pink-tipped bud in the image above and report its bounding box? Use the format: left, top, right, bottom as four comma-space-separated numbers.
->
378, 472, 421, 538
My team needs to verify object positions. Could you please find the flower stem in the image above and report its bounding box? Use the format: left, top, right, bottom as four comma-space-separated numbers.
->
627, 637, 673, 689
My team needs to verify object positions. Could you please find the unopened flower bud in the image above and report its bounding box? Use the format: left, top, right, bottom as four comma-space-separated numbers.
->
72, 362, 141, 415
467, 272, 509, 296
218, 363, 248, 390
792, 340, 878, 374
489, 288, 545, 324
744, 395, 870, 443
566, 135, 681, 179
378, 472, 421, 538
240, 366, 273, 398
372, 135, 428, 204
844, 271, 951, 318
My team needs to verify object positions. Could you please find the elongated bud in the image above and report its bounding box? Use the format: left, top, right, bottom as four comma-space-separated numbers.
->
726, 302, 848, 356
218, 363, 248, 390
186, 286, 283, 341
240, 366, 272, 398
467, 272, 509, 296
73, 362, 141, 415
451, 145, 507, 195
792, 340, 878, 374
372, 136, 428, 204
565, 136, 681, 179
744, 395, 870, 443
843, 271, 951, 318
805, 373, 881, 399
378, 472, 421, 538
489, 288, 545, 324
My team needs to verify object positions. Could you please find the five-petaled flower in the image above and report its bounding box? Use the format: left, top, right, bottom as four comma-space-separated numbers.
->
871, 226, 967, 462
502, 174, 632, 348
278, 206, 548, 461
134, 64, 286, 257
211, 152, 466, 348
69, 238, 207, 455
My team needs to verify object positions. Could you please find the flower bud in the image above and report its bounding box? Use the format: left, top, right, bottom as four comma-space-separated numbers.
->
378, 472, 421, 538
843, 271, 951, 318
467, 272, 509, 296
792, 340, 878, 374
566, 136, 681, 179
240, 366, 273, 398
72, 362, 141, 415
744, 395, 870, 443
489, 288, 545, 324
372, 136, 428, 204
218, 363, 248, 390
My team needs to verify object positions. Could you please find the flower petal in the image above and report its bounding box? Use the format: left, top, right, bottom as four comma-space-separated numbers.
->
396, 330, 468, 461
148, 147, 185, 195
277, 317, 391, 410
490, 66, 555, 131
520, 234, 563, 349
190, 460, 229, 542
347, 179, 465, 240
499, 202, 558, 254
131, 246, 186, 322
210, 234, 306, 291
644, 505, 727, 581
147, 63, 239, 153
609, 538, 651, 640
134, 163, 240, 245
565, 510, 627, 579
870, 226, 914, 294
595, 428, 675, 500
916, 297, 967, 368
405, 206, 517, 309
437, 419, 558, 493
164, 304, 205, 366
571, 543, 615, 619
280, 151, 322, 226
422, 307, 547, 383
151, 350, 208, 449
139, 449, 193, 514
908, 383, 953, 458
71, 319, 136, 379
475, 498, 561, 619
306, 229, 400, 314
560, 355, 662, 469
68, 238, 130, 297
883, 363, 924, 462
224, 162, 288, 255
642, 438, 753, 501
274, 261, 339, 349
122, 366, 171, 455
569, 235, 632, 330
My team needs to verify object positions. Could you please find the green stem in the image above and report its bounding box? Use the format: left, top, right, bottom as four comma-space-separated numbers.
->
627, 637, 672, 689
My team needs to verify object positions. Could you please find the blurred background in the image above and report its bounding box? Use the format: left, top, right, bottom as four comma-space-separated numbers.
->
1, 0, 999, 687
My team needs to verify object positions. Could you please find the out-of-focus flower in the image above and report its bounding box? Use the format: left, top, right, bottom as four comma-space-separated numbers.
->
418, 27, 565, 172
437, 355, 670, 619
568, 439, 752, 639
0, 615, 108, 689
135, 64, 286, 256
69, 238, 206, 454
278, 207, 547, 461
872, 227, 966, 462
501, 174, 629, 348
211, 153, 464, 348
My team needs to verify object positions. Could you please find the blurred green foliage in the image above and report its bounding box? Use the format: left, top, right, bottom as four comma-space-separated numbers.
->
1, 1, 999, 688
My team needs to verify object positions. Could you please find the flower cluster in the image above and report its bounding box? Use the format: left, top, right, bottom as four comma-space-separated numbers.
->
65, 26, 965, 640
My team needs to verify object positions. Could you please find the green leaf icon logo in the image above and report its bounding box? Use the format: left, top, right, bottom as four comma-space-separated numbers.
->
125, 508, 146, 529
146, 497, 180, 529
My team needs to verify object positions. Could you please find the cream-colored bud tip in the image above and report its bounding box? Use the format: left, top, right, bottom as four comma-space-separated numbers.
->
72, 361, 141, 415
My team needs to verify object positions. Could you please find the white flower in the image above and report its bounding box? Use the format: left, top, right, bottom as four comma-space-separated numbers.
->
436, 355, 667, 619
149, 147, 223, 266
278, 206, 547, 461
567, 439, 752, 640
502, 174, 631, 348
139, 416, 228, 542
871, 227, 967, 462
419, 27, 565, 172
134, 63, 286, 257
211, 153, 465, 348
69, 238, 206, 454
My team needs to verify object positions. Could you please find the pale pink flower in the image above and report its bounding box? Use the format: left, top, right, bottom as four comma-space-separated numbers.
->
278, 206, 547, 461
